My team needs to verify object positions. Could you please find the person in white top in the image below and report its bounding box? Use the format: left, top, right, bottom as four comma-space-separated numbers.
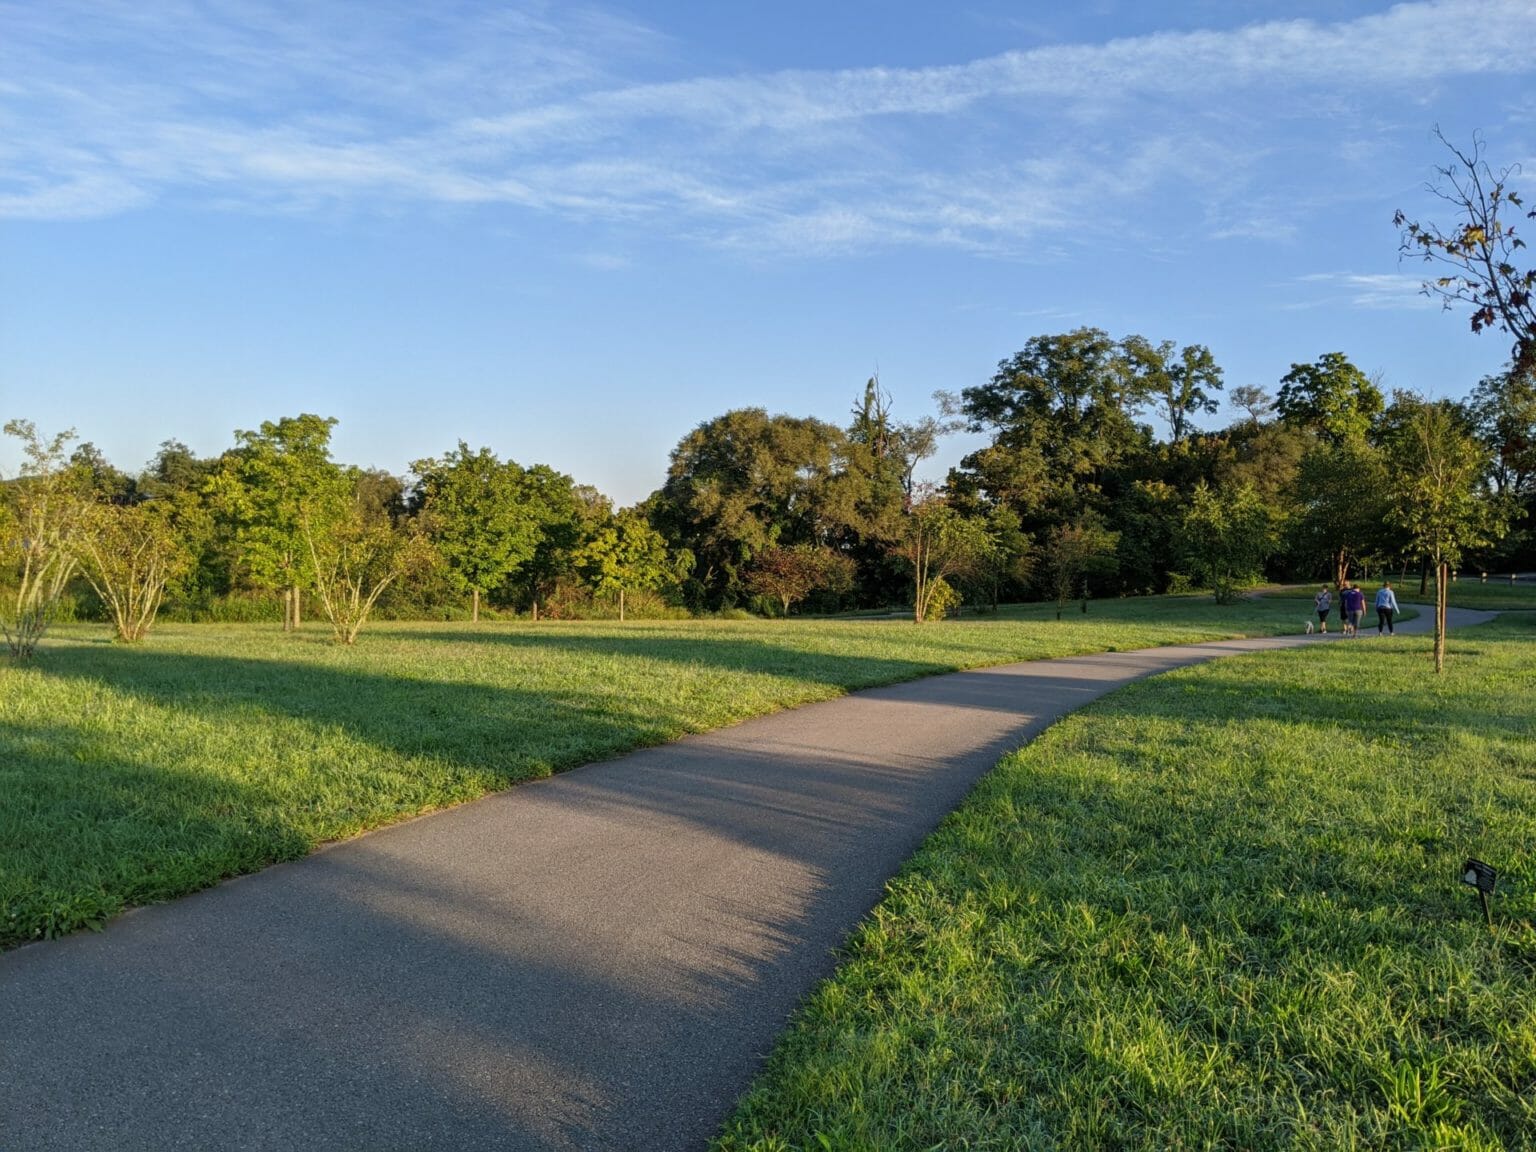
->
1374, 582, 1399, 634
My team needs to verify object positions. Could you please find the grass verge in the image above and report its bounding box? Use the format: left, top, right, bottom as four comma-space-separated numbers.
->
715, 614, 1536, 1151
4, 595, 1301, 948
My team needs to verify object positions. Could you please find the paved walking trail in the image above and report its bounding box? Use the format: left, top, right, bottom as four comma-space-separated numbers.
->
0, 609, 1493, 1151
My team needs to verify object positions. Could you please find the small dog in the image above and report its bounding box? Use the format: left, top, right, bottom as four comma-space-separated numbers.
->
1305, 620, 1314, 634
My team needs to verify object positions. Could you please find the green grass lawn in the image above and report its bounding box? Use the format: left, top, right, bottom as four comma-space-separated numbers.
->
715, 614, 1536, 1151
2, 595, 1303, 949
1266, 578, 1536, 613
1400, 579, 1536, 612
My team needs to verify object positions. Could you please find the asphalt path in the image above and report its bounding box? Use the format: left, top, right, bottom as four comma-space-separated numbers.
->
0, 608, 1495, 1151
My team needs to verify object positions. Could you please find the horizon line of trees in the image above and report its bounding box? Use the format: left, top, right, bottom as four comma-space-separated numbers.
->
5, 133, 1531, 672
4, 337, 1529, 654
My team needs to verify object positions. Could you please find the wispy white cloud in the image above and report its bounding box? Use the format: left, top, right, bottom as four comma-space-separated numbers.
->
1287, 272, 1439, 311
3, 0, 1534, 258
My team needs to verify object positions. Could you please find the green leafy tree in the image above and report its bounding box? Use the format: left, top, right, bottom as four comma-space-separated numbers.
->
78, 498, 196, 642
512, 467, 610, 619
411, 443, 540, 622
303, 477, 430, 645
1385, 394, 1508, 673
1229, 385, 1276, 426
574, 511, 689, 621
959, 503, 1034, 610
888, 489, 996, 623
70, 442, 137, 504
1041, 518, 1119, 620
827, 379, 953, 607
1395, 129, 1536, 373
1179, 483, 1275, 604
138, 440, 222, 613
1121, 337, 1224, 444
652, 408, 843, 609
1285, 437, 1391, 586
1468, 362, 1536, 500
1276, 353, 1384, 445
1109, 478, 1184, 596
209, 414, 346, 631
952, 328, 1152, 525
0, 420, 92, 658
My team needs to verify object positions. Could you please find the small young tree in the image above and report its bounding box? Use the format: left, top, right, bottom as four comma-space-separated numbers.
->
1042, 519, 1119, 621
302, 493, 427, 646
1386, 395, 1507, 673
1179, 482, 1274, 604
77, 498, 197, 642
574, 512, 689, 621
745, 544, 856, 616
888, 490, 996, 623
0, 420, 92, 659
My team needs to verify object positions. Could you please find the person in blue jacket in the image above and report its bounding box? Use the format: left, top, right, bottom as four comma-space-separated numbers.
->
1374, 581, 1399, 634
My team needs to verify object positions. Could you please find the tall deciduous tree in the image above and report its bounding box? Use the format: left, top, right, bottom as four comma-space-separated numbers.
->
1121, 337, 1224, 444
1395, 129, 1536, 373
1385, 394, 1506, 673
1468, 362, 1536, 500
0, 420, 92, 658
412, 443, 539, 622
652, 408, 843, 609
1276, 353, 1384, 445
952, 328, 1151, 524
209, 414, 346, 631
513, 466, 610, 620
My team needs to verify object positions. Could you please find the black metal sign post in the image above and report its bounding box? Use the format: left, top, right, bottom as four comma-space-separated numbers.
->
1461, 859, 1497, 929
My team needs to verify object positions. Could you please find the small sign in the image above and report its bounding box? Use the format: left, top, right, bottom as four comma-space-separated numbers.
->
1461, 859, 1497, 894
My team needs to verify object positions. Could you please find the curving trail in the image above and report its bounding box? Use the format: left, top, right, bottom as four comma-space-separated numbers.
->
0, 608, 1494, 1151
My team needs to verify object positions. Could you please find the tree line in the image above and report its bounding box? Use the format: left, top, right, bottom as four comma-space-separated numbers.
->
3, 133, 1531, 660
3, 336, 1528, 652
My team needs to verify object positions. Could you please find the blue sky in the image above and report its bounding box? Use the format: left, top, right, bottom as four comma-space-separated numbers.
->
3, 0, 1534, 504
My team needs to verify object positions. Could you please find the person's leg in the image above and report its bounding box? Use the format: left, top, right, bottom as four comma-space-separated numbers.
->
1377, 609, 1385, 634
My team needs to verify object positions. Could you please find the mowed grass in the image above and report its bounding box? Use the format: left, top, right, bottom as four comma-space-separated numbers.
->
1267, 578, 1536, 613
2, 595, 1303, 949
716, 614, 1536, 1151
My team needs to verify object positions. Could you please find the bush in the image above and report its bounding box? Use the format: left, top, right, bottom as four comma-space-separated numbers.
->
926, 578, 962, 621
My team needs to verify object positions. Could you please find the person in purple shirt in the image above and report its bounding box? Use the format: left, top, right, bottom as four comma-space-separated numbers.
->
1341, 581, 1367, 637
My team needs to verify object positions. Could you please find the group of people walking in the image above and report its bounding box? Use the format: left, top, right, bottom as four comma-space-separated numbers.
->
1314, 581, 1399, 637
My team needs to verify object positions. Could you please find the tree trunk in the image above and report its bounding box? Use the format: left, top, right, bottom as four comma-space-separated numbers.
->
1434, 559, 1448, 675
291, 585, 301, 628
532, 599, 538, 623
618, 587, 625, 622
282, 588, 292, 632
472, 587, 480, 623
